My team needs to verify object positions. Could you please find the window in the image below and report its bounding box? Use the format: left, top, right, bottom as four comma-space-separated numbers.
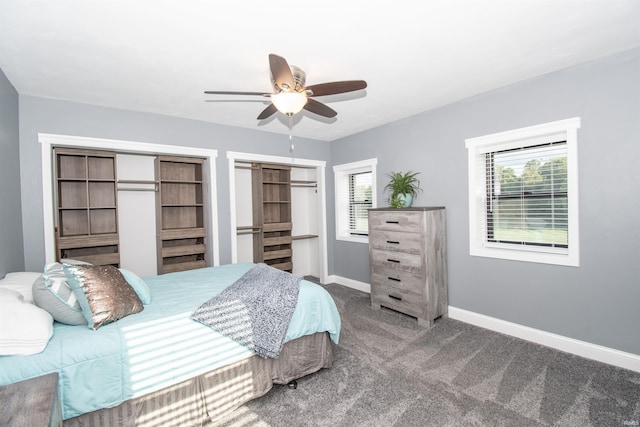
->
466, 118, 580, 266
334, 158, 377, 243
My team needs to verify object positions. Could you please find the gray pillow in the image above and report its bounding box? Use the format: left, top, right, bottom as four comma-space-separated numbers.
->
32, 263, 87, 326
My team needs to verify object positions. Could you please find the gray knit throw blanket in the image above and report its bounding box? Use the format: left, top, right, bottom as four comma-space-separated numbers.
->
191, 263, 301, 358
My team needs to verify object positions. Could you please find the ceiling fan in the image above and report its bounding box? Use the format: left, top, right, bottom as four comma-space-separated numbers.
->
204, 54, 367, 120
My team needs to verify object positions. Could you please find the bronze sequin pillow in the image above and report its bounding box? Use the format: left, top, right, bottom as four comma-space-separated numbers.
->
63, 264, 143, 330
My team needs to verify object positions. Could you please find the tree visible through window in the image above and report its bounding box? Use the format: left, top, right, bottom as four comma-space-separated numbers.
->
487, 142, 568, 248
349, 172, 372, 235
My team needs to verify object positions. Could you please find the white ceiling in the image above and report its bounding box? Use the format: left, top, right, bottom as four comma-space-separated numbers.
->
1, 1, 639, 142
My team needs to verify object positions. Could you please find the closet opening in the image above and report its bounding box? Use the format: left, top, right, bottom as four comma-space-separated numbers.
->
228, 151, 327, 283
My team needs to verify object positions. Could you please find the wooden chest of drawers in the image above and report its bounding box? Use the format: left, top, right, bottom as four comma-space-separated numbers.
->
0, 373, 62, 426
368, 207, 448, 327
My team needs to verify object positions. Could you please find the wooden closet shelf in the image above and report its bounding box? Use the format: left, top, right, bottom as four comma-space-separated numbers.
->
263, 249, 292, 261
161, 260, 206, 274
267, 261, 292, 271
58, 178, 116, 183
162, 244, 206, 258
58, 206, 117, 210
161, 227, 206, 240
263, 236, 292, 246
57, 234, 119, 249
74, 253, 120, 266
262, 222, 292, 232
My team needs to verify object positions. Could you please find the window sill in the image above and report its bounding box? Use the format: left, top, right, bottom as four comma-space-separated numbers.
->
336, 234, 369, 244
471, 243, 579, 267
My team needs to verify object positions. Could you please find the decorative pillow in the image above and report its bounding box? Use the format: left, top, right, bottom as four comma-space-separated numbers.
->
33, 263, 87, 325
64, 264, 144, 330
0, 288, 54, 355
0, 272, 41, 303
118, 268, 152, 305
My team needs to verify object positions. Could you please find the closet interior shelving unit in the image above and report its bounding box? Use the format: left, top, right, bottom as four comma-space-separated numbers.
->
54, 147, 120, 266
235, 161, 319, 276
156, 156, 207, 274
252, 163, 293, 272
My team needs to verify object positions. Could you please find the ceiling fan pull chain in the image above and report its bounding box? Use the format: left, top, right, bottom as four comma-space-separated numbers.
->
289, 114, 295, 154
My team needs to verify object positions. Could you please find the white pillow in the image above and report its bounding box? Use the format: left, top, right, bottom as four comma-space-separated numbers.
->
0, 288, 54, 355
0, 272, 42, 303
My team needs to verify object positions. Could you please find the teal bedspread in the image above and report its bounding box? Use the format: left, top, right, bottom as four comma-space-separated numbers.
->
0, 263, 341, 420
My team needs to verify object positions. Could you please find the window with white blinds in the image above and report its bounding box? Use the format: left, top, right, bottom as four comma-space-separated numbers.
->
487, 141, 568, 248
333, 158, 377, 243
466, 118, 580, 266
348, 171, 373, 235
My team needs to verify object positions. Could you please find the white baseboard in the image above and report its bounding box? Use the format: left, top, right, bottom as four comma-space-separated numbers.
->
448, 306, 640, 373
326, 276, 640, 373
326, 275, 371, 294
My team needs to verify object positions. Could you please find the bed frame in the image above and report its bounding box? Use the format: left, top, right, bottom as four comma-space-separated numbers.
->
64, 332, 333, 426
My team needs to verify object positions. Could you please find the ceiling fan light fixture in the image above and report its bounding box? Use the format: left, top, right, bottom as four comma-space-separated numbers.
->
271, 91, 307, 115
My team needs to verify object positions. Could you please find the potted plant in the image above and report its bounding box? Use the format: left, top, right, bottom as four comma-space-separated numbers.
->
384, 171, 422, 208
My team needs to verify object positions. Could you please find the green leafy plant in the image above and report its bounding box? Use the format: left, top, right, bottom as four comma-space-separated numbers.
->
388, 195, 405, 208
384, 171, 422, 207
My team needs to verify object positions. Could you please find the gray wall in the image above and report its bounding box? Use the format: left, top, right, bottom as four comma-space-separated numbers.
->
0, 69, 25, 276
9, 48, 640, 356
330, 48, 640, 355
17, 96, 330, 271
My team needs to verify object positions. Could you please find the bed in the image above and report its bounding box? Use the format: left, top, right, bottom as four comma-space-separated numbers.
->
0, 262, 341, 426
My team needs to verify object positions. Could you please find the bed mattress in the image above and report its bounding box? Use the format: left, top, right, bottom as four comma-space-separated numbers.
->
0, 263, 341, 420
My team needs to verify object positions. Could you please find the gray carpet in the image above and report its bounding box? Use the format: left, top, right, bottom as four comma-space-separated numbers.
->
212, 283, 640, 426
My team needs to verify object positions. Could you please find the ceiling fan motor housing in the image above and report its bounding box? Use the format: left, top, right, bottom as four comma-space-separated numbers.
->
272, 65, 306, 92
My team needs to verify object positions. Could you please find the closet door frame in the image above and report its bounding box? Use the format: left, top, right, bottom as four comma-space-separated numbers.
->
227, 151, 328, 284
39, 133, 219, 267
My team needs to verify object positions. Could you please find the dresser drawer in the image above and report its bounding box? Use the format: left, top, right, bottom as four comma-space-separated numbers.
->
371, 284, 423, 318
370, 248, 423, 274
369, 230, 423, 254
369, 211, 422, 233
371, 266, 423, 295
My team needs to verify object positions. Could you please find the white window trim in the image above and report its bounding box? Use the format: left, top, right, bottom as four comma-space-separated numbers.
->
465, 118, 580, 266
333, 158, 377, 244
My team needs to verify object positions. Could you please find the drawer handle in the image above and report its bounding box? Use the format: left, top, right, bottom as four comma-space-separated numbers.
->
388, 277, 401, 282
385, 220, 399, 224
387, 258, 400, 263
386, 240, 400, 245
388, 294, 402, 301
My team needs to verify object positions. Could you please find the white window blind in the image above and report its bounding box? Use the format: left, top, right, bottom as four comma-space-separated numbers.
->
333, 158, 377, 243
465, 117, 580, 266
486, 141, 568, 248
348, 171, 372, 235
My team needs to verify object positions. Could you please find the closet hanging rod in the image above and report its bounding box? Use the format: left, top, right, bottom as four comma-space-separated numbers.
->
117, 179, 159, 192
236, 230, 261, 235
236, 225, 262, 235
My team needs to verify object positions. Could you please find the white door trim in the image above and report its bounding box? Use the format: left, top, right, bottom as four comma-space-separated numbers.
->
226, 151, 328, 283
39, 133, 219, 267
